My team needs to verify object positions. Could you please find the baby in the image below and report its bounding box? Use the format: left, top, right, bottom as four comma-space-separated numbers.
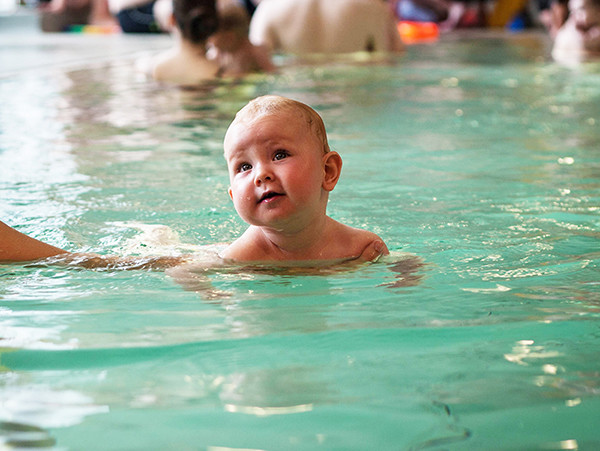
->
220, 95, 388, 263
553, 0, 600, 64
1, 95, 388, 268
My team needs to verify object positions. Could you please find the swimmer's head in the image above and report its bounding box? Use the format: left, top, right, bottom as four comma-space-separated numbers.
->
226, 95, 331, 156
173, 0, 219, 44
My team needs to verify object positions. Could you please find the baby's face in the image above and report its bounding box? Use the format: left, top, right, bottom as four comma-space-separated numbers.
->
224, 111, 328, 231
570, 0, 600, 51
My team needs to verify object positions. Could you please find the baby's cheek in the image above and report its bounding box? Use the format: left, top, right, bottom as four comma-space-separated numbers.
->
585, 26, 600, 50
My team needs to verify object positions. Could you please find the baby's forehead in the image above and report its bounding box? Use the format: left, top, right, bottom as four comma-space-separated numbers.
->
225, 110, 310, 145
236, 106, 309, 126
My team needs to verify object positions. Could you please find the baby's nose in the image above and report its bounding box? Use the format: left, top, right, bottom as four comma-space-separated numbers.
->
254, 166, 273, 185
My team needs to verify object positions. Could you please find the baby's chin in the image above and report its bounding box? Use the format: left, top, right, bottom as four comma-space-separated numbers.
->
581, 26, 600, 52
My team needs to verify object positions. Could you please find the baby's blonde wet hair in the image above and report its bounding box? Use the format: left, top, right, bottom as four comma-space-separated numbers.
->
231, 95, 331, 155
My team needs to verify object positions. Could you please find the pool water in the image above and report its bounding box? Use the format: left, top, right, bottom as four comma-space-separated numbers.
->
1, 32, 599, 450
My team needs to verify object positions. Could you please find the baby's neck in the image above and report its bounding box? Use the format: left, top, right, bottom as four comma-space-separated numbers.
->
266, 216, 333, 254
254, 216, 338, 260
222, 215, 344, 262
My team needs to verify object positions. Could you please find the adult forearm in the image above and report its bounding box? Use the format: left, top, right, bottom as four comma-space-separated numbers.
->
0, 221, 68, 262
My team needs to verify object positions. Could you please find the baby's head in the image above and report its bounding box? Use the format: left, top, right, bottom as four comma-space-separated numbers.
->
225, 95, 331, 156
571, 0, 600, 35
210, 1, 251, 51
223, 96, 342, 230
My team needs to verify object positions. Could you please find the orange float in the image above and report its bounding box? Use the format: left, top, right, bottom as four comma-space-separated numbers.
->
397, 21, 439, 44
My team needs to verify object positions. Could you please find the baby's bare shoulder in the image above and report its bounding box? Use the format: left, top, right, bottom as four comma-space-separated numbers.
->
338, 222, 383, 241
219, 229, 268, 262
333, 222, 389, 261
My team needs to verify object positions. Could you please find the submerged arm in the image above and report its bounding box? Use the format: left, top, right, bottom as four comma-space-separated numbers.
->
166, 264, 231, 300
356, 236, 425, 288
383, 254, 425, 288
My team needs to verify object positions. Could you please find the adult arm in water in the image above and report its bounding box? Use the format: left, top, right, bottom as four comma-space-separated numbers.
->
0, 220, 184, 269
0, 220, 68, 262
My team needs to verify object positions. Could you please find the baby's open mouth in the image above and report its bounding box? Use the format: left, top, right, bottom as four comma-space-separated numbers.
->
258, 191, 283, 203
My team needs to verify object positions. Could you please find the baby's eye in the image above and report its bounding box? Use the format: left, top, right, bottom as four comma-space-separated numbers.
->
238, 163, 252, 172
273, 150, 288, 161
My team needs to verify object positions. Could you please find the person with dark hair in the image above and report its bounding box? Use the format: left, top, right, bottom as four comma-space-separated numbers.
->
143, 0, 221, 84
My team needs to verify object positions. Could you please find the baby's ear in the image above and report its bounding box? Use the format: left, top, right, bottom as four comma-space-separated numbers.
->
322, 151, 342, 191
228, 187, 234, 200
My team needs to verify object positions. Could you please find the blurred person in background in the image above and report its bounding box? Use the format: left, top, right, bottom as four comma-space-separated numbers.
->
248, 0, 403, 54
553, 0, 600, 62
39, 0, 117, 31
208, 0, 275, 76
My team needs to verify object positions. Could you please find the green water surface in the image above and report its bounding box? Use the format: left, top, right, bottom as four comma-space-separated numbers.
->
1, 32, 599, 450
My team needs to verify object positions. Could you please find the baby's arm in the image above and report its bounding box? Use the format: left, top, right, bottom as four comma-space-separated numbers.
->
166, 264, 231, 300
0, 220, 68, 262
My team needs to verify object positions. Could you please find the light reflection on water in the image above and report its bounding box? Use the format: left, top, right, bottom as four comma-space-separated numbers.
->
0, 33, 599, 449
